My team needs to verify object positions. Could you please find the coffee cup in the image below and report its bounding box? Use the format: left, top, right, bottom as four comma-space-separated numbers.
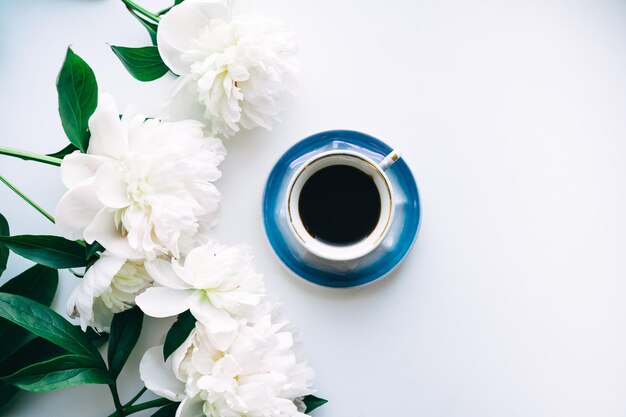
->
286, 149, 399, 262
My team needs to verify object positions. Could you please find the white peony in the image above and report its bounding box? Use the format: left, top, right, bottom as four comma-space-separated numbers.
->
55, 93, 226, 261
139, 304, 314, 417
67, 251, 152, 332
158, 0, 299, 138
136, 241, 265, 340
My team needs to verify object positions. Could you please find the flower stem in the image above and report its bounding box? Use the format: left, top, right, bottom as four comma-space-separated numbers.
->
124, 387, 147, 407
109, 383, 124, 413
106, 398, 173, 417
121, 0, 160, 23
157, 5, 174, 16
0, 146, 62, 166
0, 175, 55, 224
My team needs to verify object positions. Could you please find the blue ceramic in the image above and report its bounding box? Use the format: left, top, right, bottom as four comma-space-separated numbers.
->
262, 130, 421, 288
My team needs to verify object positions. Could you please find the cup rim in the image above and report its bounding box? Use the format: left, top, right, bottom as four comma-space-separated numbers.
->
285, 150, 395, 261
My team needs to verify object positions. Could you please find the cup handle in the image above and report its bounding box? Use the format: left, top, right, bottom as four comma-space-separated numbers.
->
378, 150, 401, 171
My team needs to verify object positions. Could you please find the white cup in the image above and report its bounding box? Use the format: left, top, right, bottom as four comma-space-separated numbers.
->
286, 149, 399, 262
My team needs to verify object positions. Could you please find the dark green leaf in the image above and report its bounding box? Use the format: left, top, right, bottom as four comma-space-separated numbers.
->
127, 8, 158, 45
56, 47, 98, 152
303, 395, 328, 413
2, 354, 112, 392
46, 143, 79, 159
111, 45, 169, 82
0, 293, 104, 363
0, 337, 66, 407
0, 382, 18, 409
163, 310, 196, 360
85, 241, 104, 261
0, 235, 87, 269
150, 402, 179, 417
85, 241, 104, 272
83, 326, 109, 348
0, 213, 8, 278
107, 307, 143, 378
0, 337, 65, 377
0, 331, 108, 400
0, 265, 58, 359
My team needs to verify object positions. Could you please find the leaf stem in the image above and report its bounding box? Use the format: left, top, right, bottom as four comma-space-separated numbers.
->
106, 398, 173, 417
0, 146, 62, 167
125, 387, 147, 407
0, 176, 56, 224
121, 0, 160, 23
109, 383, 124, 413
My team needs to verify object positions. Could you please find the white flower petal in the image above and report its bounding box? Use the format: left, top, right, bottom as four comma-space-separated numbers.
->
139, 346, 186, 401
135, 287, 196, 318
175, 395, 204, 417
157, 0, 231, 75
95, 162, 130, 209
83, 208, 142, 259
66, 252, 126, 331
55, 178, 104, 241
87, 93, 128, 158
164, 75, 206, 122
206, 328, 238, 352
190, 296, 238, 333
144, 258, 190, 290
84, 252, 127, 297
214, 354, 241, 378
196, 374, 234, 394
171, 329, 197, 381
61, 152, 111, 189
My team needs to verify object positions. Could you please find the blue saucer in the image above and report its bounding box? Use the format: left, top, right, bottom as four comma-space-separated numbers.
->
262, 130, 421, 288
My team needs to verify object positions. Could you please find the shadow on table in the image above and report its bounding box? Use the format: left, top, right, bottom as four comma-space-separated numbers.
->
288, 237, 425, 301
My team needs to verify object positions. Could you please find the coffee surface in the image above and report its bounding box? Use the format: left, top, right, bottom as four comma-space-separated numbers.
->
298, 164, 381, 245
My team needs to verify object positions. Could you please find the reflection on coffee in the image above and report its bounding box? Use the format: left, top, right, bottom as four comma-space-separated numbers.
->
298, 164, 381, 245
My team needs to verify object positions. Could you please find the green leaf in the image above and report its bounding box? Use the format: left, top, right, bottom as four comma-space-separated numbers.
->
0, 337, 66, 407
150, 402, 180, 417
163, 310, 196, 360
0, 337, 65, 377
46, 143, 79, 159
0, 235, 87, 269
0, 213, 8, 278
0, 293, 104, 363
2, 354, 112, 392
111, 45, 169, 82
0, 265, 59, 359
127, 8, 158, 45
107, 307, 143, 378
303, 395, 328, 413
56, 47, 98, 152
83, 326, 109, 348
0, 382, 18, 409
85, 241, 104, 262
0, 331, 107, 402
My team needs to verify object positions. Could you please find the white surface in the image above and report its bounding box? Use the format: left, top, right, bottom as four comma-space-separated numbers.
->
1, 0, 626, 416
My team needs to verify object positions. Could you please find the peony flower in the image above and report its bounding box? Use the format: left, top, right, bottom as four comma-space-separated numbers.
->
136, 241, 265, 338
55, 93, 226, 261
139, 303, 314, 417
158, 0, 299, 138
67, 251, 152, 332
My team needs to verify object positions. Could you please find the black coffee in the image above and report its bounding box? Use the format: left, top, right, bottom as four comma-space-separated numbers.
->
298, 164, 381, 245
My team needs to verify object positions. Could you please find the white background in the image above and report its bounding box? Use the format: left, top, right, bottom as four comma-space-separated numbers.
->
1, 0, 626, 416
